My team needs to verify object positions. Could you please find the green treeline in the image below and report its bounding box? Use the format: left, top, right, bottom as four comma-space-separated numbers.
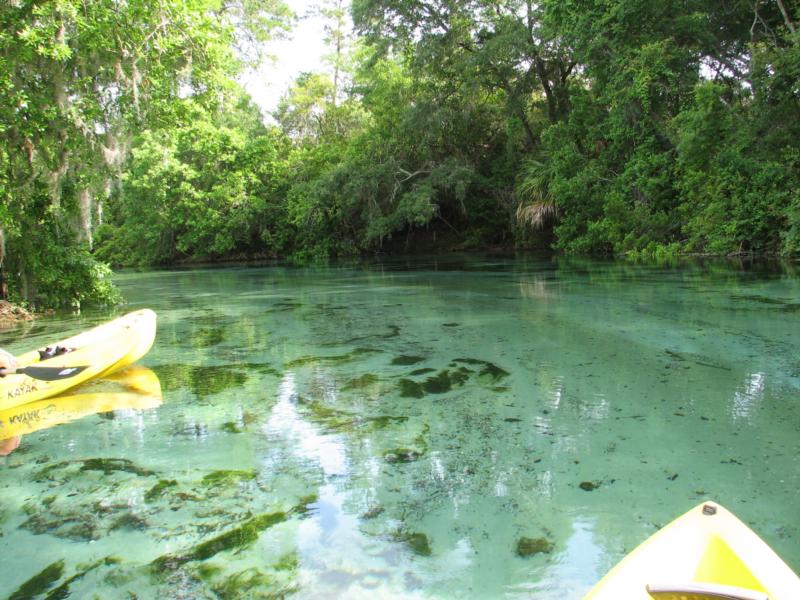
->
1, 0, 799, 307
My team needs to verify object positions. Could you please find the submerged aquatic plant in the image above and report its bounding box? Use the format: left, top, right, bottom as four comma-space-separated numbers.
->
392, 531, 432, 556
152, 511, 289, 572
200, 470, 257, 488
515, 537, 554, 557
80, 458, 154, 476
8, 560, 64, 600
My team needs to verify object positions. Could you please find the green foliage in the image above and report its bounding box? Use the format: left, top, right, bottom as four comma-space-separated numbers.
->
0, 0, 290, 305
6, 0, 800, 301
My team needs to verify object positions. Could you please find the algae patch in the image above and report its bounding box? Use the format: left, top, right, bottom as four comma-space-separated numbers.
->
516, 537, 554, 557
152, 511, 289, 571
201, 470, 257, 488
8, 560, 64, 600
391, 355, 426, 366
80, 458, 154, 476
398, 379, 425, 398
393, 531, 432, 556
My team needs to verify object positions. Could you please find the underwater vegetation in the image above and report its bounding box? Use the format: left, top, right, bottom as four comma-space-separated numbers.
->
285, 347, 381, 368
383, 448, 423, 463
391, 355, 426, 366
293, 395, 408, 434
341, 373, 380, 390
190, 326, 226, 348
201, 470, 257, 488
396, 357, 510, 397
516, 537, 554, 558
152, 511, 290, 570
8, 560, 64, 600
153, 363, 251, 398
152, 498, 315, 573
392, 530, 432, 556
80, 458, 154, 476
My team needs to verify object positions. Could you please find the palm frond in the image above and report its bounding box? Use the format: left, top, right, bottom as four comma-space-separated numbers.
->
516, 201, 560, 230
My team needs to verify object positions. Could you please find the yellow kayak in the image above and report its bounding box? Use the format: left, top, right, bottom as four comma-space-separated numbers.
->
584, 501, 800, 600
0, 309, 157, 411
0, 365, 162, 441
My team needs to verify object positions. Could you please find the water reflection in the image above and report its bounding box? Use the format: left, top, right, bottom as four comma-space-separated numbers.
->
0, 365, 162, 451
731, 372, 766, 420
1, 257, 799, 598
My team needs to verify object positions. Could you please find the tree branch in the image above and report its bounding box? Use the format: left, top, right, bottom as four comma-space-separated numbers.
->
775, 0, 796, 34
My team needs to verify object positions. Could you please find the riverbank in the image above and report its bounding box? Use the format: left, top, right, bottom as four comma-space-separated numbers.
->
0, 301, 33, 326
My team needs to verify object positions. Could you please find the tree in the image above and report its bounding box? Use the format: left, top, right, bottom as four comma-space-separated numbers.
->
0, 0, 290, 306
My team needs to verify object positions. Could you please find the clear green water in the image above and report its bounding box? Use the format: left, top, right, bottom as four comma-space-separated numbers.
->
1, 256, 799, 599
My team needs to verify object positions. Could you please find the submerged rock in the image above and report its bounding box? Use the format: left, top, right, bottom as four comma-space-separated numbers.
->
516, 537, 554, 557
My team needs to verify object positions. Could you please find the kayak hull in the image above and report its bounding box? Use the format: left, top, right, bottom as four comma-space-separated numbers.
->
0, 309, 156, 410
584, 502, 800, 600
0, 366, 162, 441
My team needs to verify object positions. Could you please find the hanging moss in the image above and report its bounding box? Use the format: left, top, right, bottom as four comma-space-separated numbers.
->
8, 560, 64, 600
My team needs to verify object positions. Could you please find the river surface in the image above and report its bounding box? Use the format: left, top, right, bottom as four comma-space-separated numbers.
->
1, 256, 799, 599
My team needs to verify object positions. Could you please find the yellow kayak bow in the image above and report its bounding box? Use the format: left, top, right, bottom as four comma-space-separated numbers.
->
584, 501, 800, 600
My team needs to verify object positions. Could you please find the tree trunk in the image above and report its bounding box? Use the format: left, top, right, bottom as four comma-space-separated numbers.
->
0, 227, 6, 300
776, 0, 797, 34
